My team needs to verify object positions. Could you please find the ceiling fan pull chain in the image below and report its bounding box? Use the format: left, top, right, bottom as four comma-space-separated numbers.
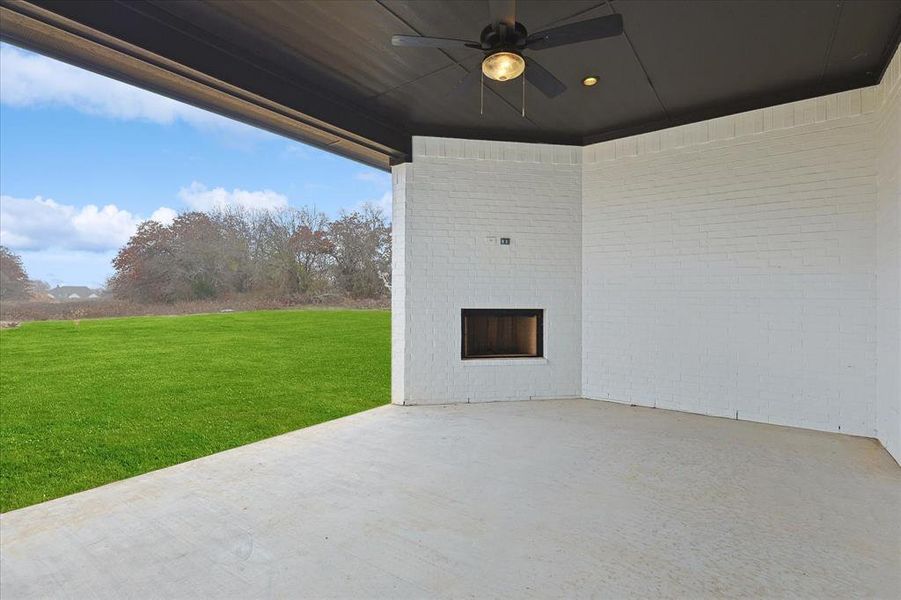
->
480, 71, 484, 116
522, 75, 525, 118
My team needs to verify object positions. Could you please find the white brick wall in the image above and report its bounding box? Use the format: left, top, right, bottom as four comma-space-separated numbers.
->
391, 164, 409, 404
582, 54, 899, 450
392, 138, 582, 404
876, 49, 901, 462
393, 49, 900, 462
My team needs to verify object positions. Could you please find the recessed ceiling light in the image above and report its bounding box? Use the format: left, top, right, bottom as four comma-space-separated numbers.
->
582, 76, 599, 87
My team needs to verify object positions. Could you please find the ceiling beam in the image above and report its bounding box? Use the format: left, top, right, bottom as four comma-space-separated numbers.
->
0, 0, 408, 170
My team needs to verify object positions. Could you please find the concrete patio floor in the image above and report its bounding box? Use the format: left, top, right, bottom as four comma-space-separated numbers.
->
1, 399, 899, 599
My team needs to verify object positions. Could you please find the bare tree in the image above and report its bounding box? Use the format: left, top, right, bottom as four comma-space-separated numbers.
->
291, 207, 333, 295
108, 221, 175, 303
0, 246, 31, 301
328, 204, 391, 299
246, 209, 298, 296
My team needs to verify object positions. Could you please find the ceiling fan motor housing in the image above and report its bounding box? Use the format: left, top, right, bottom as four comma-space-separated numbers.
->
479, 22, 528, 51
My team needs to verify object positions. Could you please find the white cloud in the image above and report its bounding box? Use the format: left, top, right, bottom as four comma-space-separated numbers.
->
178, 182, 288, 212
0, 42, 256, 137
351, 191, 392, 218
150, 206, 178, 226
355, 170, 391, 185
0, 182, 292, 256
0, 195, 175, 252
350, 170, 391, 217
374, 191, 392, 214
282, 144, 312, 160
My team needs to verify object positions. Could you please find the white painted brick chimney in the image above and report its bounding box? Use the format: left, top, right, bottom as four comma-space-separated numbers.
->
391, 48, 901, 463
392, 141, 582, 405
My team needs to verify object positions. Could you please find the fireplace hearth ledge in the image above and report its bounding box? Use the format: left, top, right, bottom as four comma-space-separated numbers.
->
461, 357, 549, 367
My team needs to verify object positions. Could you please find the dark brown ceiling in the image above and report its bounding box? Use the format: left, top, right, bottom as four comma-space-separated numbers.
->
2, 0, 900, 168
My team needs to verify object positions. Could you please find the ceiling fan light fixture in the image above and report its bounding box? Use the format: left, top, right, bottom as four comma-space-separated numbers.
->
582, 76, 599, 87
482, 51, 525, 81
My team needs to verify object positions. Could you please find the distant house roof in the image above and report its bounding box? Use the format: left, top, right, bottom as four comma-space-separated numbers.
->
48, 286, 101, 301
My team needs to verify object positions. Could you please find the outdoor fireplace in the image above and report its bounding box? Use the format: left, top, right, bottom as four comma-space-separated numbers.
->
461, 309, 544, 359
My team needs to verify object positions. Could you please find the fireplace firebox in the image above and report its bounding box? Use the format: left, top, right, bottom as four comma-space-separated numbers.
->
461, 309, 544, 359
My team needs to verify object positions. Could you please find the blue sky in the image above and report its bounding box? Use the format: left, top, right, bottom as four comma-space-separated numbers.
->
0, 42, 391, 287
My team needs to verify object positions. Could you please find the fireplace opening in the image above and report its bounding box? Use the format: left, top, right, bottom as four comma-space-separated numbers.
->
461, 309, 544, 359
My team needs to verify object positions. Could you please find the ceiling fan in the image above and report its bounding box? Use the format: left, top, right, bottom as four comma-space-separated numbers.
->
391, 0, 624, 107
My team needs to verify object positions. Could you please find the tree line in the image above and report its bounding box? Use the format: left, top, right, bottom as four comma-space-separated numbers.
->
0, 204, 391, 305
110, 205, 391, 303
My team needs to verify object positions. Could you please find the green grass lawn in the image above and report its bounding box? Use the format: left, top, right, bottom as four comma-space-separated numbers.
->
0, 309, 390, 512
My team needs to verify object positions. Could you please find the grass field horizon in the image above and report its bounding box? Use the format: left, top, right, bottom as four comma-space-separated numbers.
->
0, 309, 390, 512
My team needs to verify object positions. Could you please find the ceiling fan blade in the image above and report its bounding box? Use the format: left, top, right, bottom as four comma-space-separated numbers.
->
524, 57, 566, 98
488, 0, 516, 29
526, 14, 624, 50
391, 35, 480, 49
